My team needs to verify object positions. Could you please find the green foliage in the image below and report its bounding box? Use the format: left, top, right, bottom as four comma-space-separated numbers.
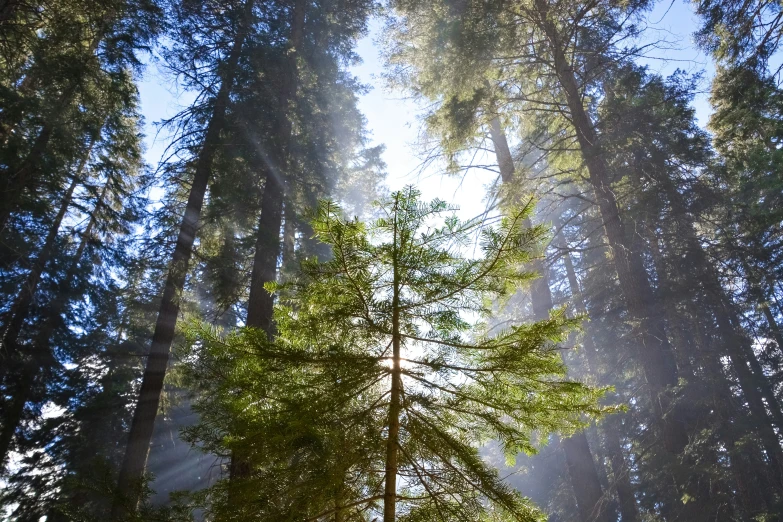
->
181, 188, 604, 520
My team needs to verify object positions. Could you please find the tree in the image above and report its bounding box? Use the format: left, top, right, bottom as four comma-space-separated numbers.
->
0, 0, 161, 232
386, 0, 692, 457
182, 188, 605, 521
112, 0, 256, 513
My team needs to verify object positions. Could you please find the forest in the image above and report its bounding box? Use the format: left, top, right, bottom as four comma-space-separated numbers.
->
1, 0, 783, 520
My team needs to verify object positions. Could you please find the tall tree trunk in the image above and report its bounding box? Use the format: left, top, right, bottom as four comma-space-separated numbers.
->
245, 170, 284, 333
488, 117, 610, 522
245, 0, 304, 331
643, 227, 697, 377
601, 417, 639, 522
0, 175, 84, 470
111, 2, 254, 513
639, 174, 783, 501
533, 0, 687, 453
0, 165, 84, 356
383, 196, 403, 522
229, 0, 305, 488
664, 193, 783, 484
559, 234, 640, 522
282, 203, 296, 267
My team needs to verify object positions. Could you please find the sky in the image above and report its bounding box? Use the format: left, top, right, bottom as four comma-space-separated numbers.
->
136, 0, 715, 223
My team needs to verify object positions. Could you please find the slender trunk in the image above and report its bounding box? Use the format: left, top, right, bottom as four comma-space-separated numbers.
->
112, 2, 253, 512
652, 174, 783, 484
561, 434, 611, 522
714, 298, 783, 484
488, 117, 610, 522
644, 226, 697, 377
0, 140, 98, 469
282, 203, 296, 267
602, 417, 639, 522
28, 171, 111, 367
0, 173, 79, 355
560, 240, 639, 521
534, 0, 687, 453
625, 180, 780, 507
245, 0, 304, 331
246, 170, 283, 333
741, 262, 783, 356
383, 197, 403, 522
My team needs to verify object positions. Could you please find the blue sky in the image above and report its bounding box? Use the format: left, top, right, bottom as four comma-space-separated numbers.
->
137, 0, 714, 221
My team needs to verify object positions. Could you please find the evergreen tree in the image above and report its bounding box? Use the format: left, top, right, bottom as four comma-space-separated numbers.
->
182, 188, 604, 521
112, 0, 256, 513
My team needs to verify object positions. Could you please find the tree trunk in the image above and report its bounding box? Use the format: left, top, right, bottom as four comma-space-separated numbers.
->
652, 173, 783, 485
560, 240, 639, 522
0, 138, 99, 469
111, 2, 254, 513
602, 417, 639, 522
533, 0, 687, 454
245, 0, 305, 332
0, 172, 81, 357
488, 116, 610, 522
246, 171, 284, 333
229, 0, 306, 488
383, 197, 403, 522
282, 203, 296, 267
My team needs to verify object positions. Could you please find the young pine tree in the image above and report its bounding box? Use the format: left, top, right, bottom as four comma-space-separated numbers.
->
182, 188, 605, 521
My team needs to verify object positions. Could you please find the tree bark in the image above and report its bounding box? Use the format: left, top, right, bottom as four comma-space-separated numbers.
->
230, 0, 305, 487
246, 170, 284, 333
602, 417, 639, 522
111, 1, 254, 513
245, 0, 305, 332
282, 203, 296, 267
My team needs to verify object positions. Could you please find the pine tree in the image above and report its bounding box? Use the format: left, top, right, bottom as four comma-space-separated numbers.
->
112, 0, 256, 513
182, 188, 604, 521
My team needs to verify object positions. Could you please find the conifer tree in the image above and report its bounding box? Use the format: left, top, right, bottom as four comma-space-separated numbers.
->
183, 188, 604, 521
112, 0, 256, 512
